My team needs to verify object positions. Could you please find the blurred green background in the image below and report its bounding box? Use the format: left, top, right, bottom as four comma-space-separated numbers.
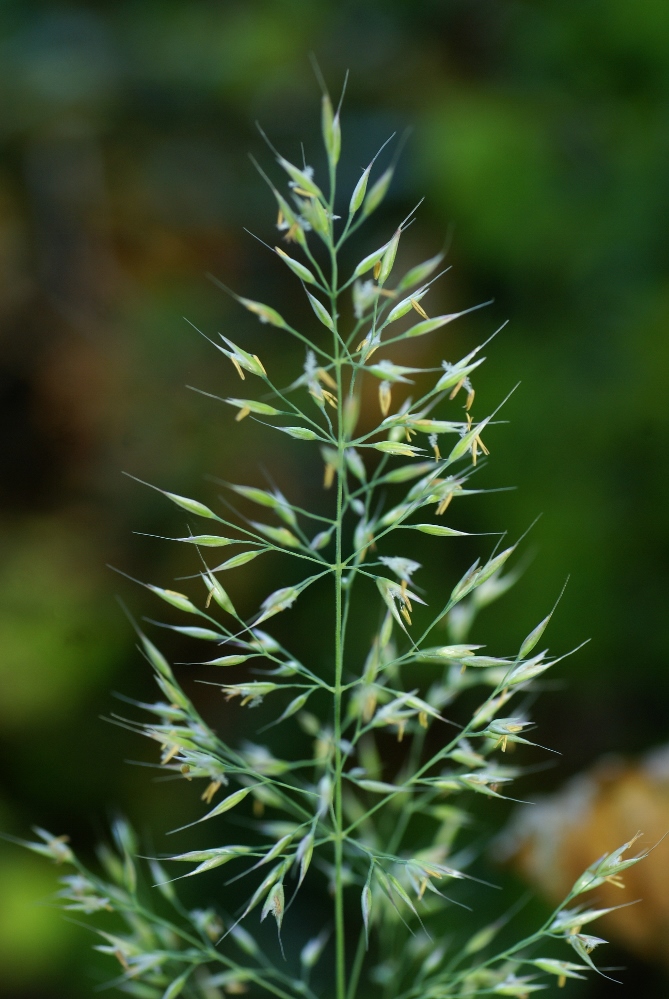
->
1, 0, 668, 995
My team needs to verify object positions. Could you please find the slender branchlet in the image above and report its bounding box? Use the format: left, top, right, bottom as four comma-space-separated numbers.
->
10, 89, 648, 999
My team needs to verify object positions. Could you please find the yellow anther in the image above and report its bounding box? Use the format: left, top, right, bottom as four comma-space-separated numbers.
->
605, 875, 626, 888
478, 436, 489, 455
379, 382, 392, 416
362, 690, 377, 723
201, 780, 222, 804
410, 298, 429, 320
317, 367, 337, 389
449, 378, 465, 400
436, 493, 453, 515
162, 743, 179, 765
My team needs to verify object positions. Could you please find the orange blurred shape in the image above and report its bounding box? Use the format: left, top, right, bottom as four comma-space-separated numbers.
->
497, 747, 669, 963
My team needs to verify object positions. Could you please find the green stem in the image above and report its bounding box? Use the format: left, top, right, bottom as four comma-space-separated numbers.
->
328, 201, 347, 999
334, 459, 346, 999
345, 927, 367, 999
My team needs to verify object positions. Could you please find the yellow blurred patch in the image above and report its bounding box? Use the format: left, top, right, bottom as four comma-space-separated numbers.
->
497, 747, 669, 964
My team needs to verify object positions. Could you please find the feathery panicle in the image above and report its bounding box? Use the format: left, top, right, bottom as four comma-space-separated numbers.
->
9, 85, 643, 999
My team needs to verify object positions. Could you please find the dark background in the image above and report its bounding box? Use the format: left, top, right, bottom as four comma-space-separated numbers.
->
1, 1, 668, 995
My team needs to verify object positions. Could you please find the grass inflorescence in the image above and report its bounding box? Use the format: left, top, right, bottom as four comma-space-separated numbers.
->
10, 82, 649, 999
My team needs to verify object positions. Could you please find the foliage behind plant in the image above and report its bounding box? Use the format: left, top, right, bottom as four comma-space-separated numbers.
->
11, 88, 648, 999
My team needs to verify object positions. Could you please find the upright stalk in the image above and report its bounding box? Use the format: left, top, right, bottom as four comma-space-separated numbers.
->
330, 232, 346, 999
333, 460, 345, 999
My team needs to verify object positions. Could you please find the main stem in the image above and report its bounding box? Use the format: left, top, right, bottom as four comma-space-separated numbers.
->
331, 227, 346, 999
